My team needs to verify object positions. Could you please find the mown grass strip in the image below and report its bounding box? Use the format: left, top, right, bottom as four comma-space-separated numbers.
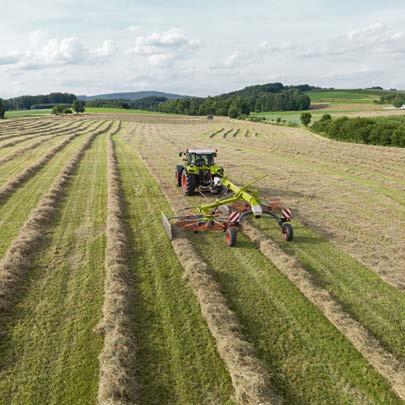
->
223, 128, 233, 138
114, 135, 234, 404
132, 139, 280, 404
97, 121, 138, 404
0, 120, 57, 141
0, 120, 95, 167
189, 231, 401, 404
232, 128, 240, 137
0, 121, 106, 202
242, 222, 405, 400
0, 120, 70, 145
0, 125, 109, 404
0, 121, 112, 312
252, 220, 405, 361
0, 119, 85, 149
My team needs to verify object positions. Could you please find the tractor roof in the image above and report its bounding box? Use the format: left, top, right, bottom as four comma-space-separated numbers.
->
188, 149, 216, 154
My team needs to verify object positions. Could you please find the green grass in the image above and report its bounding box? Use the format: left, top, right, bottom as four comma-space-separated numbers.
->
0, 130, 108, 403
114, 133, 234, 404
0, 132, 91, 259
0, 135, 74, 186
189, 231, 400, 404
306, 90, 378, 103
253, 220, 405, 360
5, 109, 51, 118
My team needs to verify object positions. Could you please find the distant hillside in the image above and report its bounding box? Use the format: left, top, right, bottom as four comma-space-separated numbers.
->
78, 91, 189, 101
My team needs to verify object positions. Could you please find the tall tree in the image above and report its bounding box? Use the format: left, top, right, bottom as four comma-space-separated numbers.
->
0, 98, 5, 119
72, 99, 86, 113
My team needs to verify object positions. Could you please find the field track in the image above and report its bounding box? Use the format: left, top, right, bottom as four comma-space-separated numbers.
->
0, 115, 403, 404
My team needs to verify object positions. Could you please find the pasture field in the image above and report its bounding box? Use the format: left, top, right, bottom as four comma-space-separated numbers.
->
0, 113, 404, 404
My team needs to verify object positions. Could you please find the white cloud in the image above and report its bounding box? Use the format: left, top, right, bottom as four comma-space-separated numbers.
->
224, 51, 240, 67
128, 28, 197, 67
0, 32, 117, 70
127, 25, 139, 32
347, 21, 383, 39
257, 41, 295, 52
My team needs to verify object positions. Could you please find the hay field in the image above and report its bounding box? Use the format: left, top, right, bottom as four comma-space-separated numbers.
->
0, 113, 403, 404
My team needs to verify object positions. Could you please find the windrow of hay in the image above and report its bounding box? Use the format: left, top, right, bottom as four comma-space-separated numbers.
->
132, 139, 281, 405
223, 128, 233, 138
0, 120, 57, 140
0, 119, 88, 148
0, 120, 106, 202
0, 120, 97, 166
241, 222, 405, 401
232, 128, 240, 137
171, 235, 281, 405
209, 127, 224, 138
0, 121, 113, 313
96, 123, 138, 404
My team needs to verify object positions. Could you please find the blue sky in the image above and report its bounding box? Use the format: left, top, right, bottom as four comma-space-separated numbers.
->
1, 0, 404, 98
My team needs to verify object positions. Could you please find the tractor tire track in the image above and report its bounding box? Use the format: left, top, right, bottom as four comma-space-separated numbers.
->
242, 222, 405, 400
0, 121, 113, 313
0, 121, 106, 203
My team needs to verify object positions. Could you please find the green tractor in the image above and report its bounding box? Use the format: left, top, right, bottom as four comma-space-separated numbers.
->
175, 149, 225, 195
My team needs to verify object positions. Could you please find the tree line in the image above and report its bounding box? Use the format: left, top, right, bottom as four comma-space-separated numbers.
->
156, 89, 311, 118
312, 114, 404, 147
4, 92, 77, 111
85, 96, 167, 110
83, 82, 312, 117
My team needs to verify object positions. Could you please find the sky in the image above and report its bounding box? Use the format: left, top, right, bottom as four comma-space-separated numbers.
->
0, 0, 405, 98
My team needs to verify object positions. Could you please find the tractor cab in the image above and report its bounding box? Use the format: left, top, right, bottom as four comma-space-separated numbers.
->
184, 149, 217, 167
176, 149, 224, 195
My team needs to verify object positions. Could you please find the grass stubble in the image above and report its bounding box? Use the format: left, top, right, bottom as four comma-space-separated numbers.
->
0, 120, 106, 202
242, 222, 405, 400
131, 130, 281, 404
0, 121, 113, 312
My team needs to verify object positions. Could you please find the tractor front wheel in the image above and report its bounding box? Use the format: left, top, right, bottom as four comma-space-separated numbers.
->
181, 170, 196, 195
225, 227, 238, 247
281, 223, 293, 241
175, 165, 184, 186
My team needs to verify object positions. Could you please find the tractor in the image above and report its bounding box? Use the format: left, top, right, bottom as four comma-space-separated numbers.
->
165, 149, 294, 247
175, 149, 224, 195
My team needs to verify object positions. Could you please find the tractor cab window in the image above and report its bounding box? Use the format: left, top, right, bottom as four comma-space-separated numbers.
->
197, 154, 214, 166
188, 153, 214, 166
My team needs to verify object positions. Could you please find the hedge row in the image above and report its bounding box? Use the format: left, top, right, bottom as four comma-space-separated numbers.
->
312, 115, 405, 147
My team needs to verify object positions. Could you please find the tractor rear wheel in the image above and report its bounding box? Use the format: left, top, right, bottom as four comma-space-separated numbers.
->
181, 170, 196, 195
281, 223, 293, 241
175, 165, 184, 186
225, 227, 238, 247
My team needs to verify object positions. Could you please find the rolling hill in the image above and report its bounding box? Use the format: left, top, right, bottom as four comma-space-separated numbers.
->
77, 91, 189, 101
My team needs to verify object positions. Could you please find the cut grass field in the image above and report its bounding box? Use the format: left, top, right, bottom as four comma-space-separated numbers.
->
0, 113, 403, 404
0, 124, 112, 403
112, 132, 234, 403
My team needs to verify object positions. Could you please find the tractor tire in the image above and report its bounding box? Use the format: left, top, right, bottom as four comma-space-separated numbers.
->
181, 170, 196, 196
281, 223, 293, 241
175, 165, 184, 186
225, 227, 238, 247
